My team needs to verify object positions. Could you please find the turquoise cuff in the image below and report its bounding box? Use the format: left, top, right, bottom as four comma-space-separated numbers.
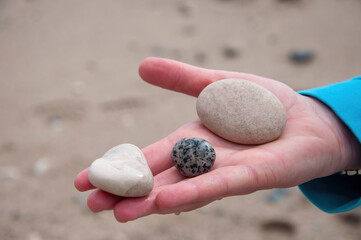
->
299, 175, 361, 213
298, 76, 361, 213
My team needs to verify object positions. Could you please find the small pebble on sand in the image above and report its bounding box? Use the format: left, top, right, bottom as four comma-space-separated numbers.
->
289, 49, 314, 64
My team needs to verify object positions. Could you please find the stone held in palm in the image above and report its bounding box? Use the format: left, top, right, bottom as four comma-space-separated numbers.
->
171, 138, 216, 177
88, 144, 154, 197
196, 79, 287, 144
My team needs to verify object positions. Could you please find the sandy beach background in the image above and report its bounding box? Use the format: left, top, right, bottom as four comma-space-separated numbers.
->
1, 0, 361, 239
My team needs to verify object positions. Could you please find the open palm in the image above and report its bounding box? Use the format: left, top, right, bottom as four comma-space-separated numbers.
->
74, 57, 358, 222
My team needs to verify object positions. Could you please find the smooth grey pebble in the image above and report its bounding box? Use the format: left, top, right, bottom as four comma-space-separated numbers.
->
289, 49, 314, 64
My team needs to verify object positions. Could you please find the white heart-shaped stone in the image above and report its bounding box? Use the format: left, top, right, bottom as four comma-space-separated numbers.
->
88, 144, 154, 197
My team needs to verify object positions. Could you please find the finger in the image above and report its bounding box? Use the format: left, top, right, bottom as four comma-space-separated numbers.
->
139, 57, 217, 97
113, 191, 213, 223
87, 189, 123, 212
141, 138, 175, 176
113, 165, 257, 222
139, 57, 296, 108
87, 166, 186, 213
139, 57, 284, 96
74, 168, 95, 192
153, 167, 185, 187
109, 169, 188, 221
155, 166, 257, 209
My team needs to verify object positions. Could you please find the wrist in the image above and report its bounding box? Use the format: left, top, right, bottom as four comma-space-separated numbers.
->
308, 97, 361, 171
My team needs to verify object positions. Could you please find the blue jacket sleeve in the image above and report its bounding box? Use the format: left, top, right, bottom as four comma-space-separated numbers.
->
298, 76, 361, 213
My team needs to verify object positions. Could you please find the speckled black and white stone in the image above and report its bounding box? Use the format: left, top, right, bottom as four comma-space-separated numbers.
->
171, 138, 216, 177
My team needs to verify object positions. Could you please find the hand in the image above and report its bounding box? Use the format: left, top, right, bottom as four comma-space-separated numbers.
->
74, 57, 360, 222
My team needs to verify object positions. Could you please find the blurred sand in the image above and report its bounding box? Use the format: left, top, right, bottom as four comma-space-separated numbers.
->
1, 0, 361, 239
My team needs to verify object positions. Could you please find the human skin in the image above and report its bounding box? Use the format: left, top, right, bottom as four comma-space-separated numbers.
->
74, 57, 361, 222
